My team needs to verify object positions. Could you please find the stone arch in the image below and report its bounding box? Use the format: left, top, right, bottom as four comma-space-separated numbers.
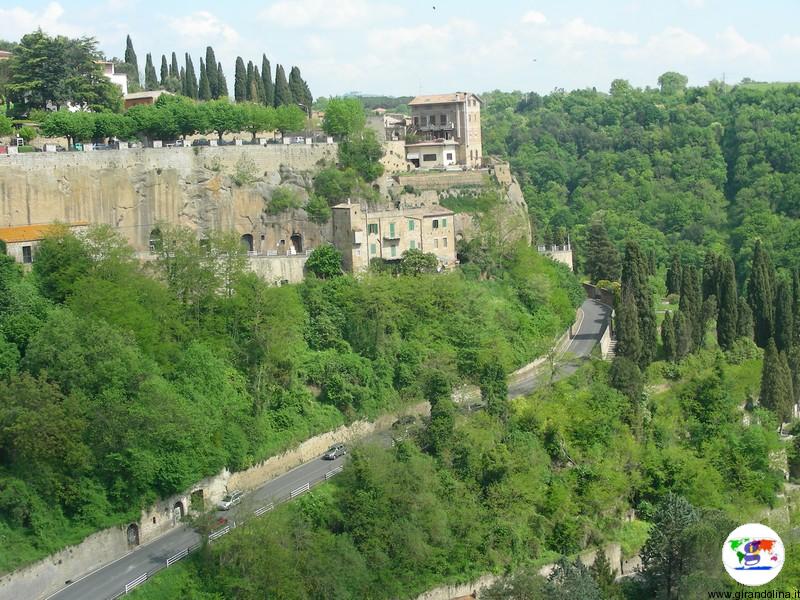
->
240, 233, 254, 253
173, 501, 185, 523
126, 523, 140, 546
290, 233, 303, 253
148, 227, 162, 253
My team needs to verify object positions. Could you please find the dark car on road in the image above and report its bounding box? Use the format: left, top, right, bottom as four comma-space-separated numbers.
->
191, 138, 210, 147
323, 444, 346, 460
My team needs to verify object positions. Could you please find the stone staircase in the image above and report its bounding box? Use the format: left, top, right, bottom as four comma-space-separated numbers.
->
604, 339, 617, 360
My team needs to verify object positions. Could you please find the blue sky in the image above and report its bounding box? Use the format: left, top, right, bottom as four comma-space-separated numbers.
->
2, 0, 799, 97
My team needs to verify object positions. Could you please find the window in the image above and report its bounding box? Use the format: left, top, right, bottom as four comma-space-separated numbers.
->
368, 223, 378, 235
370, 243, 376, 255
22, 245, 32, 264
413, 116, 419, 126
434, 238, 439, 248
442, 218, 447, 227
389, 222, 396, 238
440, 114, 447, 125
443, 237, 448, 247
355, 249, 361, 257
446, 153, 453, 160
391, 245, 397, 257
410, 240, 416, 250
408, 220, 415, 231
432, 219, 439, 229
423, 153, 437, 162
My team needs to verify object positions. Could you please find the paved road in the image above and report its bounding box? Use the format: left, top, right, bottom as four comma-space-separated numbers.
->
507, 298, 611, 398
46, 453, 348, 600
45, 298, 611, 600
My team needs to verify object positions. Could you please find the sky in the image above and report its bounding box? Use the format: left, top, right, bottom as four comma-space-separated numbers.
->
2, 0, 799, 98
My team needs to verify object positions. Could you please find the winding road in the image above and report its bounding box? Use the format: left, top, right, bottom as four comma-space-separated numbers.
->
40, 298, 611, 600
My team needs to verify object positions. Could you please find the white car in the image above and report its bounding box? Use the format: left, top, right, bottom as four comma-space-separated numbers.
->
217, 490, 243, 511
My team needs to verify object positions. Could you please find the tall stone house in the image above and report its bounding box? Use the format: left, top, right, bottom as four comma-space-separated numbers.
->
405, 92, 483, 169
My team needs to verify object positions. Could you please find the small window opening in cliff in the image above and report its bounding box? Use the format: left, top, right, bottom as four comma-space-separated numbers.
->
241, 234, 254, 253
22, 246, 32, 263
149, 228, 163, 253
291, 233, 303, 253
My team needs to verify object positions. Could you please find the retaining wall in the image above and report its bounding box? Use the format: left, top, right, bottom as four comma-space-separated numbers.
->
247, 254, 309, 285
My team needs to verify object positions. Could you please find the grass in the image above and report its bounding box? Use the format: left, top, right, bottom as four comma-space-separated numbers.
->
614, 520, 651, 558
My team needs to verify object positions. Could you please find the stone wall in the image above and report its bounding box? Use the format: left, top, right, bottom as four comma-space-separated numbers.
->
247, 254, 309, 285
0, 145, 336, 253
397, 171, 488, 191
381, 140, 409, 174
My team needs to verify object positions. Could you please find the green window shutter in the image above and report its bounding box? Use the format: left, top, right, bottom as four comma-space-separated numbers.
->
408, 220, 415, 231
391, 245, 397, 257
389, 222, 395, 237
410, 240, 416, 250
370, 243, 376, 255
442, 218, 447, 227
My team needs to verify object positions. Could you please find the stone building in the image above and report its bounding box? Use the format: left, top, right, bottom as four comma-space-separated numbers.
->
331, 200, 456, 272
0, 222, 88, 264
406, 92, 483, 168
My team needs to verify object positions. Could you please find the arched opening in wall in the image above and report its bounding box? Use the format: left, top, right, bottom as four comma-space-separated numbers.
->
173, 501, 185, 523
290, 233, 303, 253
127, 523, 140, 546
372, 183, 380, 192
149, 228, 162, 253
191, 489, 204, 512
240, 234, 254, 253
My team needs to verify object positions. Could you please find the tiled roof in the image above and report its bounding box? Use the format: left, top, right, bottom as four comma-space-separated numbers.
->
409, 92, 481, 106
0, 222, 88, 243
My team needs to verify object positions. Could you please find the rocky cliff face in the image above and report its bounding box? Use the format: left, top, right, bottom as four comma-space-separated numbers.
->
0, 145, 337, 252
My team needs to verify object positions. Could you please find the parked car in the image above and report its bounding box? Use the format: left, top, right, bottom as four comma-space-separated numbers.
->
174, 139, 185, 148
322, 444, 347, 460
93, 143, 112, 151
191, 138, 210, 147
217, 490, 244, 511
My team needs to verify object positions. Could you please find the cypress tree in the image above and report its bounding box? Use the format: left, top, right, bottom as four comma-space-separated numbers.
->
747, 240, 776, 348
274, 64, 292, 107
184, 54, 198, 100
246, 61, 255, 101
716, 257, 739, 351
253, 66, 264, 104
662, 311, 677, 362
702, 252, 720, 301
234, 57, 246, 102
261, 55, 274, 106
170, 52, 179, 79
674, 310, 692, 360
775, 278, 794, 352
289, 66, 312, 111
124, 34, 140, 88
217, 62, 229, 98
205, 46, 219, 98
760, 338, 795, 428
793, 270, 800, 347
160, 55, 168, 86
622, 241, 657, 367
179, 66, 186, 94
144, 53, 158, 90
737, 297, 754, 340
615, 288, 642, 365
666, 253, 682, 296
789, 347, 800, 405
198, 59, 211, 101
679, 264, 703, 351
585, 217, 620, 282
647, 248, 657, 277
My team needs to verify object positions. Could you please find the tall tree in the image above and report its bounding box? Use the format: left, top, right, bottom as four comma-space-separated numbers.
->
775, 278, 795, 352
621, 241, 657, 367
261, 55, 274, 106
273, 64, 292, 107
679, 265, 703, 351
737, 297, 754, 341
124, 34, 140, 89
184, 53, 198, 100
793, 270, 800, 347
205, 46, 219, 98
666, 253, 682, 296
144, 53, 158, 90
662, 311, 676, 362
234, 57, 246, 103
585, 217, 620, 282
179, 66, 185, 94
760, 338, 794, 428
746, 240, 776, 348
674, 310, 692, 360
701, 251, 720, 302
253, 66, 264, 105
615, 287, 641, 365
159, 55, 168, 86
245, 60, 255, 101
716, 257, 739, 351
217, 62, 229, 98
289, 66, 312, 112
198, 58, 211, 101
169, 52, 179, 79
480, 356, 509, 422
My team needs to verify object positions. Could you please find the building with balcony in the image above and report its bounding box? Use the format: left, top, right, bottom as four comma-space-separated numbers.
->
331, 200, 456, 272
406, 92, 483, 168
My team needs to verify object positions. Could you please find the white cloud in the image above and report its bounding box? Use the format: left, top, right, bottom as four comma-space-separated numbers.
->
717, 26, 768, 60
779, 34, 800, 51
522, 10, 547, 25
168, 11, 239, 44
0, 2, 82, 38
635, 27, 708, 60
261, 0, 402, 29
558, 18, 637, 46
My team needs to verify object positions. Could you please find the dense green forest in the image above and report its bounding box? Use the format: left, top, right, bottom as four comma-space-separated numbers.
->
482, 78, 800, 277
0, 226, 579, 573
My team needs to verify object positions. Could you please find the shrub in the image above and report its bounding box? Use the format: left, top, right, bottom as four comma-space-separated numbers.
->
266, 187, 302, 215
